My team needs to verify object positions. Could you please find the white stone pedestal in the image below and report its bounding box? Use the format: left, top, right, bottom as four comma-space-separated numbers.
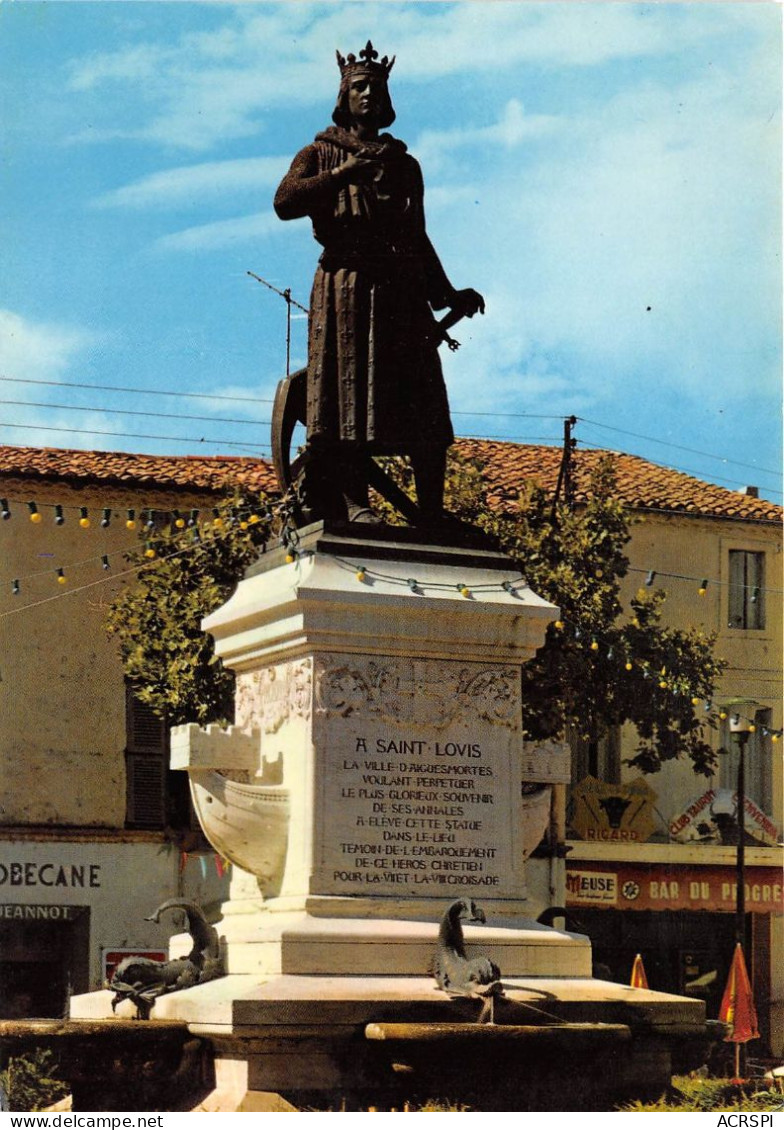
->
69, 525, 712, 1108
168, 523, 584, 976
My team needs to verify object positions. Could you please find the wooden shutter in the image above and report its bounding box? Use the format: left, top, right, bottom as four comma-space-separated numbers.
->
125, 685, 167, 828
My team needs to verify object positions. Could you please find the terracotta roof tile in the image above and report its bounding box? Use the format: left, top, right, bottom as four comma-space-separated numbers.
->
0, 441, 780, 524
456, 439, 782, 524
0, 445, 276, 496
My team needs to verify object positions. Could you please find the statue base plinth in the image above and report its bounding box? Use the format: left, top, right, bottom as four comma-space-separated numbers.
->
69, 525, 717, 1108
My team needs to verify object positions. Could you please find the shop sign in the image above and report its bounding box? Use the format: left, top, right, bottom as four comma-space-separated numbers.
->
103, 949, 168, 983
566, 862, 784, 913
570, 776, 657, 843
0, 861, 102, 888
0, 904, 84, 921
669, 788, 779, 847
565, 870, 618, 904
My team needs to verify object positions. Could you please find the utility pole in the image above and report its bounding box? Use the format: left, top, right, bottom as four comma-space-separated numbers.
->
551, 415, 577, 522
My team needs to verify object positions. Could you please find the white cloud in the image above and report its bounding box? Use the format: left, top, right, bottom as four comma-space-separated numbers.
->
0, 310, 118, 451
0, 309, 99, 383
94, 156, 288, 210
64, 2, 761, 152
420, 48, 781, 415
154, 210, 280, 252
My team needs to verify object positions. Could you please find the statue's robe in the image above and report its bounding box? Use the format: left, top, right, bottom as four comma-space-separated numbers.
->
274, 126, 454, 455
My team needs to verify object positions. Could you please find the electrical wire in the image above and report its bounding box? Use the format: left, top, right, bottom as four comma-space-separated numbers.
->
576, 440, 783, 497
0, 422, 270, 454
0, 374, 274, 406
577, 416, 782, 480
0, 398, 269, 429
1, 373, 778, 479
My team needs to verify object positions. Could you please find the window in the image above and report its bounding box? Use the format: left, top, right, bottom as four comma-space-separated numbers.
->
124, 684, 191, 831
728, 550, 765, 630
125, 685, 168, 828
719, 708, 773, 815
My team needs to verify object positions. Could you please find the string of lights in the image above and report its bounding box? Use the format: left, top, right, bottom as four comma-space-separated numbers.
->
270, 546, 784, 741
2, 514, 780, 743
2, 494, 782, 601
0, 494, 285, 593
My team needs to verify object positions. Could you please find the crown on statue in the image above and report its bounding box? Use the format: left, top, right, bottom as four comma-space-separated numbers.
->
336, 40, 395, 80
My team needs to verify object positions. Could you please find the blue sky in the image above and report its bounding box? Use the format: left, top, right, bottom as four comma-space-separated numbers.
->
1, 1, 781, 501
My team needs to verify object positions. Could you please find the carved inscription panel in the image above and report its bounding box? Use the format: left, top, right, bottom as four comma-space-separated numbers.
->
311, 654, 526, 900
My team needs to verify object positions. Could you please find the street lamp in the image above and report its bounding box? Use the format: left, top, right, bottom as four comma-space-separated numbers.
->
724, 698, 759, 948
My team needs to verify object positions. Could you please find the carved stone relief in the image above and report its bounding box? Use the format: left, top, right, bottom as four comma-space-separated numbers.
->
313, 653, 519, 731
235, 658, 312, 732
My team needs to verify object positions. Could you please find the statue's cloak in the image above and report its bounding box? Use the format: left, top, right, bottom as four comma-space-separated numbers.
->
274, 126, 455, 453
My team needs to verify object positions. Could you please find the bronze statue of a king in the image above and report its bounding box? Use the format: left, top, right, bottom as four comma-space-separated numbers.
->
273, 41, 484, 526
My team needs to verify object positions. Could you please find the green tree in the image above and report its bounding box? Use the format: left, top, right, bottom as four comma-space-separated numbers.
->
106, 493, 275, 726
476, 458, 725, 776
107, 457, 725, 775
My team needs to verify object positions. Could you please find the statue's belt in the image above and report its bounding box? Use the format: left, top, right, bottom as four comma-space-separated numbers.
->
318, 247, 421, 273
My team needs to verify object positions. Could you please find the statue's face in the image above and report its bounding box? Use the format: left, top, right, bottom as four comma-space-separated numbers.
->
347, 73, 386, 124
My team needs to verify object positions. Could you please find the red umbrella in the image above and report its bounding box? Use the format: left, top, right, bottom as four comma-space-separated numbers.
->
719, 943, 759, 1075
630, 953, 649, 989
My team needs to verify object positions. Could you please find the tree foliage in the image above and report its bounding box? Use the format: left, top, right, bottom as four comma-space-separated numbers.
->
107, 456, 726, 775
380, 450, 725, 776
106, 493, 275, 726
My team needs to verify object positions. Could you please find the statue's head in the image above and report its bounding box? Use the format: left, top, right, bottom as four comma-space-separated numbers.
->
333, 40, 396, 129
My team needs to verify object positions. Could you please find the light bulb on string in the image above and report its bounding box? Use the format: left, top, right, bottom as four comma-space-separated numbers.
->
355, 566, 367, 583
698, 579, 708, 596
188, 510, 199, 527
11, 579, 19, 595
56, 567, 66, 585
101, 508, 112, 529
79, 507, 90, 529
145, 511, 156, 530
28, 502, 41, 524
173, 510, 185, 529
54, 505, 65, 526
645, 570, 656, 587
457, 583, 471, 598
126, 509, 136, 530
101, 555, 110, 571
1, 499, 10, 520
590, 638, 599, 652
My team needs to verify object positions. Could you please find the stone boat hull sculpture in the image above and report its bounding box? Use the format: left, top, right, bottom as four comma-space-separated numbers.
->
188, 768, 290, 897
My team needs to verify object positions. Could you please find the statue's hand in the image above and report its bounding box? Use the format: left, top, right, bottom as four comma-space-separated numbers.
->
451, 288, 485, 318
334, 152, 380, 185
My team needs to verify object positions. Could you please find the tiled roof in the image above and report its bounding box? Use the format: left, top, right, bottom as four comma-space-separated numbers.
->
0, 441, 780, 524
458, 439, 782, 524
0, 445, 277, 496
